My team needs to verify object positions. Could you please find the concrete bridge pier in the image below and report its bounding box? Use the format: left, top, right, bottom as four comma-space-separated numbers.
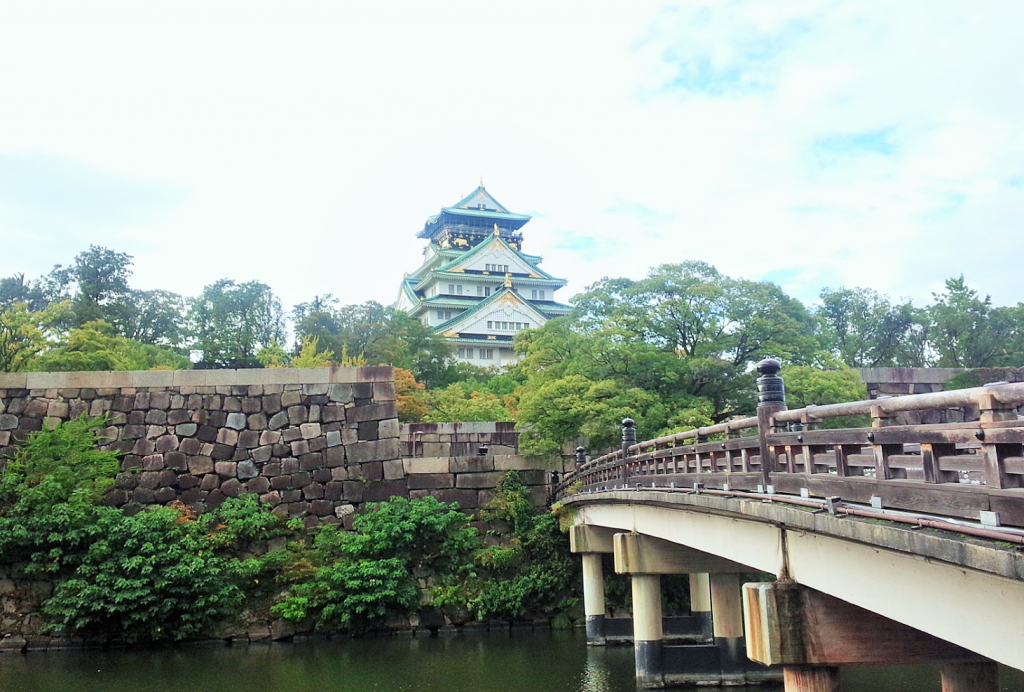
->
581, 552, 606, 645
710, 573, 746, 683
688, 572, 712, 640
631, 572, 665, 687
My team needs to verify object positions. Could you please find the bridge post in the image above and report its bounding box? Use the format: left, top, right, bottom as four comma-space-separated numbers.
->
756, 359, 787, 487
688, 573, 713, 639
621, 418, 636, 485
632, 573, 664, 688
710, 573, 747, 683
569, 525, 616, 646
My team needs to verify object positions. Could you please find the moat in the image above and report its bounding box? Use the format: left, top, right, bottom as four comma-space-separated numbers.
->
1, 630, 1023, 692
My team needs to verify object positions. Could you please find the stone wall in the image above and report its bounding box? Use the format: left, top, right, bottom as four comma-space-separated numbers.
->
0, 367, 402, 528
0, 369, 561, 524
855, 367, 967, 398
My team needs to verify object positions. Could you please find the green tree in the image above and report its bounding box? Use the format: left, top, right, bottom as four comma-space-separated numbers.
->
815, 287, 926, 367
31, 320, 190, 372
112, 288, 187, 348
927, 276, 1017, 368
188, 279, 285, 368
0, 301, 72, 372
293, 298, 458, 387
422, 383, 512, 423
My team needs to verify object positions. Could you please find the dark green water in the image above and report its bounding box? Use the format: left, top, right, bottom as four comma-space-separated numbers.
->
0, 630, 1022, 692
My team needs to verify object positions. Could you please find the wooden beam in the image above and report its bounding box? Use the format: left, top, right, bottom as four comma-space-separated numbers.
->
783, 667, 840, 692
940, 662, 998, 692
744, 582, 983, 667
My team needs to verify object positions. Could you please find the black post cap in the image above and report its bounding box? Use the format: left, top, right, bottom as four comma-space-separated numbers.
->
756, 358, 782, 376
622, 418, 635, 428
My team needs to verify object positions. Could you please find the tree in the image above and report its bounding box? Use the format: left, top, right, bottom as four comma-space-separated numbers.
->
187, 280, 285, 368
112, 288, 186, 348
30, 321, 190, 372
815, 287, 926, 367
422, 383, 512, 423
47, 245, 135, 327
512, 263, 822, 456
927, 276, 1016, 368
0, 302, 71, 372
292, 298, 458, 387
395, 367, 427, 422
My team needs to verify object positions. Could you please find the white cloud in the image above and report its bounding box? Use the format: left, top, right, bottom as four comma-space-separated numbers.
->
0, 0, 1022, 317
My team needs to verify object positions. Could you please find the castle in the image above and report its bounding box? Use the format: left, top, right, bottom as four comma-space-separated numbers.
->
395, 186, 571, 366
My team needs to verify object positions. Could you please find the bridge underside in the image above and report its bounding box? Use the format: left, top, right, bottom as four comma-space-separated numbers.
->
564, 489, 1024, 673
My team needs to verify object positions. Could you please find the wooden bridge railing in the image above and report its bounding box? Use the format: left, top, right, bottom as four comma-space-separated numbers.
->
554, 360, 1024, 530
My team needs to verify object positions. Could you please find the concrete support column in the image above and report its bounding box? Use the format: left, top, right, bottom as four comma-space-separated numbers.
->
783, 667, 840, 692
710, 573, 746, 679
632, 573, 664, 687
940, 662, 998, 692
689, 572, 713, 639
581, 553, 606, 645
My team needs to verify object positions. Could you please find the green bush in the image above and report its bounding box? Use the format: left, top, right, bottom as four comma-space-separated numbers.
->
473, 472, 579, 622
271, 496, 481, 633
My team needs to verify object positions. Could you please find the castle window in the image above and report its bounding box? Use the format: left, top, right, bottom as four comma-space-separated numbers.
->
456, 285, 463, 295
487, 321, 493, 329
437, 310, 452, 321
458, 347, 474, 359
480, 348, 494, 360
524, 322, 530, 329
449, 284, 455, 294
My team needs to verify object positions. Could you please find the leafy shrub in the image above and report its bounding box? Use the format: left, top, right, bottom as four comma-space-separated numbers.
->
272, 496, 480, 633
473, 472, 579, 622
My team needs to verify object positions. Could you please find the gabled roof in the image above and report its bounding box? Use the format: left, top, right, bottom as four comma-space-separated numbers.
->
449, 186, 511, 213
432, 235, 560, 280
433, 285, 552, 335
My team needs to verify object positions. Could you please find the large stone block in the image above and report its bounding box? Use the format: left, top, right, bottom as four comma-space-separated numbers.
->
383, 459, 404, 480
361, 480, 409, 502
378, 418, 400, 439
455, 472, 507, 489
450, 456, 494, 474
346, 401, 397, 424
403, 456, 450, 474
408, 473, 454, 490
346, 439, 399, 464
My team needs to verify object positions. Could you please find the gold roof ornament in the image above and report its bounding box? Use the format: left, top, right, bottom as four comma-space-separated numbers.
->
493, 223, 500, 236
503, 272, 513, 288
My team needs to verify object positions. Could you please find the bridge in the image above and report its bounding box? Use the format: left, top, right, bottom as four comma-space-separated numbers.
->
552, 360, 1024, 691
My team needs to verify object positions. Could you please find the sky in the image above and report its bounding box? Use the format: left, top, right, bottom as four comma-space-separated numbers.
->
2, 0, 1023, 321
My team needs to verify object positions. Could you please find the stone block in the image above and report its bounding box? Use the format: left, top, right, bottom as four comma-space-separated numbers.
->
225, 412, 247, 430
383, 459, 405, 480
291, 471, 312, 488
197, 425, 219, 443
223, 396, 242, 412
330, 467, 348, 481
312, 468, 332, 483
252, 445, 273, 463
211, 444, 235, 461
282, 458, 300, 474
282, 427, 301, 443
286, 406, 307, 425
280, 391, 302, 407
346, 401, 397, 424
221, 479, 243, 498
155, 434, 179, 453
325, 482, 344, 500
300, 422, 321, 439
299, 452, 323, 471
259, 430, 281, 445
403, 456, 450, 474
378, 418, 400, 439
408, 473, 454, 490
302, 483, 324, 500
237, 460, 259, 480
421, 442, 451, 457
358, 421, 378, 441
455, 472, 506, 489
143, 454, 165, 471
46, 401, 68, 418
450, 456, 494, 473
309, 499, 334, 516
334, 503, 355, 518
242, 396, 262, 414
430, 489, 479, 509
492, 455, 540, 471
165, 451, 187, 470
342, 481, 364, 503
361, 480, 409, 503
215, 461, 237, 477
176, 471, 199, 488
248, 413, 268, 430
238, 430, 260, 449
290, 440, 310, 456
175, 423, 197, 437
361, 461, 384, 481
150, 392, 171, 410
24, 399, 48, 418
246, 475, 270, 494
372, 381, 396, 401
180, 438, 203, 455
144, 409, 168, 425
328, 383, 353, 403
322, 403, 346, 422
153, 487, 177, 504
268, 411, 288, 430
263, 394, 282, 414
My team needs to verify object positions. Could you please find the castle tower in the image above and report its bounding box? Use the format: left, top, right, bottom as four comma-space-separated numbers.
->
394, 185, 571, 366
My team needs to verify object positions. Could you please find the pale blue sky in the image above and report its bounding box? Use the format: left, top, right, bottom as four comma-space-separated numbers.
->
1, 1, 1022, 313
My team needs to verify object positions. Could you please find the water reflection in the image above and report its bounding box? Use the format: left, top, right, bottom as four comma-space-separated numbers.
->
0, 631, 1022, 692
